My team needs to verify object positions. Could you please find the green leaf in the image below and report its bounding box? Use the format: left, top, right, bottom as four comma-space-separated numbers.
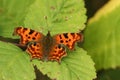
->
24, 0, 86, 35
96, 68, 120, 80
0, 0, 34, 38
32, 47, 96, 80
89, 0, 120, 23
24, 0, 95, 80
83, 1, 120, 70
0, 41, 35, 80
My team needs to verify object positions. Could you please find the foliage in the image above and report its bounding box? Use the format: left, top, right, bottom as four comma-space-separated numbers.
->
1, 0, 120, 80
0, 0, 34, 37
0, 0, 96, 80
83, 0, 120, 70
0, 41, 35, 80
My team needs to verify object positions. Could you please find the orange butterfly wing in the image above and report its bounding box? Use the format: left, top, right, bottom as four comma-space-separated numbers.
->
54, 33, 83, 50
26, 42, 43, 60
48, 33, 83, 62
13, 27, 44, 60
13, 27, 83, 63
13, 27, 44, 45
48, 44, 66, 63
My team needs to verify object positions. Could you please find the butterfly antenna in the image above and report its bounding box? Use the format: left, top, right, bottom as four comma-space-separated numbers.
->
44, 16, 51, 35
44, 16, 49, 30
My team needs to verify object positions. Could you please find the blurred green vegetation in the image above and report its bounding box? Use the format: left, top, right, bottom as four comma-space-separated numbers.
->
0, 0, 120, 80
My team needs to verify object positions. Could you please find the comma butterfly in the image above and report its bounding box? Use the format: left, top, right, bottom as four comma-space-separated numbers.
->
13, 27, 83, 63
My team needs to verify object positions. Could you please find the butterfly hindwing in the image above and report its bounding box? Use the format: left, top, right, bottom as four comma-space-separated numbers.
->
48, 44, 66, 63
54, 33, 83, 50
26, 42, 43, 60
13, 27, 44, 45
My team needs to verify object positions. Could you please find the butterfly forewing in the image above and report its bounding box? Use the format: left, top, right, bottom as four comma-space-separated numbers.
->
13, 27, 44, 45
54, 33, 83, 50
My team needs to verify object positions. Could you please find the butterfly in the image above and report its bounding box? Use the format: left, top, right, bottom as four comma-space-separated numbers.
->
13, 27, 83, 63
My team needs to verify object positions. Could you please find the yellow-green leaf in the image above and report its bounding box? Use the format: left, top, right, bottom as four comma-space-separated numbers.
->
0, 41, 35, 80
33, 47, 96, 80
83, 1, 120, 70
24, 0, 86, 35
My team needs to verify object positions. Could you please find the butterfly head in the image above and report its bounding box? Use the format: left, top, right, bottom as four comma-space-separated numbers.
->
46, 31, 51, 37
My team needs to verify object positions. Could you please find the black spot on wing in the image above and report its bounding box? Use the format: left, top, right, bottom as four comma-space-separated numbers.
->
24, 28, 28, 30
26, 35, 28, 37
63, 33, 68, 38
58, 44, 61, 49
29, 30, 34, 34
33, 42, 37, 46
71, 33, 75, 38
69, 39, 71, 41
59, 35, 62, 39
60, 40, 64, 43
66, 40, 68, 43
28, 36, 30, 39
35, 33, 38, 36
32, 37, 36, 40
16, 27, 22, 30
23, 28, 28, 33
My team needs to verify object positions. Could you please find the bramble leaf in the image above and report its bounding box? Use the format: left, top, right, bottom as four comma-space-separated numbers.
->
83, 1, 120, 70
24, 0, 86, 35
0, 41, 35, 80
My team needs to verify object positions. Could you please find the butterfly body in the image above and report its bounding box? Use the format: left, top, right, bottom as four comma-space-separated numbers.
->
13, 27, 83, 63
37, 32, 56, 61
